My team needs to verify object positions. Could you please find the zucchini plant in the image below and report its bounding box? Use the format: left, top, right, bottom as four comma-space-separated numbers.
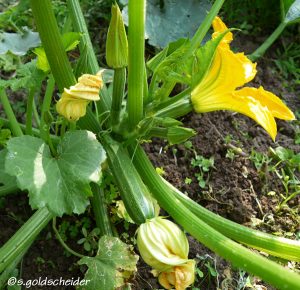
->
0, 0, 299, 289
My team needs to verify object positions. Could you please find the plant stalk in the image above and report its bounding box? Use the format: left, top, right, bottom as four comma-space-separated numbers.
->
130, 145, 300, 289
0, 207, 53, 272
127, 0, 146, 129
250, 22, 287, 61
90, 183, 113, 237
25, 87, 36, 135
111, 68, 126, 127
0, 89, 23, 137
30, 0, 76, 92
165, 178, 300, 262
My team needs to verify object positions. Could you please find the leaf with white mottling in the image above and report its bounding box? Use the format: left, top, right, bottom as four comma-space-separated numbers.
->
5, 130, 106, 216
78, 236, 138, 290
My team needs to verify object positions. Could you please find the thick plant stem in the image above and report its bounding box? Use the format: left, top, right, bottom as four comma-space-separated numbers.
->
30, 0, 76, 92
0, 246, 29, 287
190, 0, 225, 52
90, 183, 113, 237
67, 0, 111, 117
0, 207, 53, 272
165, 179, 300, 262
250, 22, 287, 61
111, 68, 126, 127
40, 75, 55, 141
25, 87, 36, 135
129, 145, 300, 290
127, 0, 146, 129
0, 89, 23, 137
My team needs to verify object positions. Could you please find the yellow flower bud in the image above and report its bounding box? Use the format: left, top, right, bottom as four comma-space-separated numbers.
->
137, 217, 189, 271
56, 73, 103, 121
106, 3, 128, 68
158, 260, 196, 290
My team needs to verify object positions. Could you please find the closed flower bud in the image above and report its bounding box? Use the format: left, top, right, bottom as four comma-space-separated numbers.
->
167, 126, 196, 145
106, 4, 128, 68
137, 217, 189, 271
56, 72, 103, 121
158, 260, 196, 290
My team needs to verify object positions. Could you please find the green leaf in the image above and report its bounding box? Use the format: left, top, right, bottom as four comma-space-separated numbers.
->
0, 29, 40, 56
34, 32, 81, 72
0, 59, 45, 91
78, 236, 138, 290
0, 150, 17, 191
5, 130, 106, 216
283, 0, 300, 23
121, 0, 211, 48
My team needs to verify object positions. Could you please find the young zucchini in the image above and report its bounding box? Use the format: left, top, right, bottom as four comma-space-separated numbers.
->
101, 134, 157, 224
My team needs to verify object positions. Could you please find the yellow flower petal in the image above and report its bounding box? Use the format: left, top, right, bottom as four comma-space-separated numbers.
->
192, 89, 277, 140
192, 47, 257, 100
212, 16, 233, 48
158, 260, 196, 290
235, 87, 295, 120
56, 92, 89, 121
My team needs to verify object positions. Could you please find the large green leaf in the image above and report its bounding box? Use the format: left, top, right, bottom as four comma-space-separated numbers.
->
0, 59, 45, 91
78, 236, 138, 290
284, 0, 300, 23
5, 131, 106, 216
121, 0, 211, 48
0, 29, 40, 56
0, 150, 17, 193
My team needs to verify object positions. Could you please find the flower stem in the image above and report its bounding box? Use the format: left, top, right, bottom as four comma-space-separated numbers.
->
127, 0, 146, 129
0, 88, 23, 137
250, 22, 287, 61
111, 67, 126, 127
52, 218, 84, 258
40, 74, 55, 141
190, 0, 225, 52
25, 87, 36, 135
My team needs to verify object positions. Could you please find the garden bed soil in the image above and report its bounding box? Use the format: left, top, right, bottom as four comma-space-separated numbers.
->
1, 34, 299, 289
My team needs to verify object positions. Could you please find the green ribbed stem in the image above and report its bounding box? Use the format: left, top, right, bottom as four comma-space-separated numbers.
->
155, 97, 193, 119
91, 183, 113, 237
0, 89, 23, 137
0, 246, 29, 287
190, 0, 225, 52
0, 207, 53, 272
111, 68, 126, 127
67, 0, 111, 118
30, 0, 76, 92
40, 75, 55, 141
129, 145, 300, 290
127, 0, 146, 129
25, 87, 36, 135
250, 22, 287, 61
165, 179, 300, 262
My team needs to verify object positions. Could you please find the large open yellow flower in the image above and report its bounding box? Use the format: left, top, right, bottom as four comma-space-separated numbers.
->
191, 17, 295, 140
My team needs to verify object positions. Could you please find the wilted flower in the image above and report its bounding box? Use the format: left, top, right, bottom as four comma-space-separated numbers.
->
136, 217, 189, 271
56, 72, 103, 121
158, 260, 196, 290
191, 17, 295, 140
